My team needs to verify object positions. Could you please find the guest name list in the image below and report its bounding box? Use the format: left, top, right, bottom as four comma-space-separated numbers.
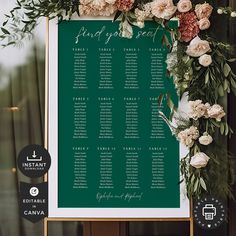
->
58, 20, 179, 208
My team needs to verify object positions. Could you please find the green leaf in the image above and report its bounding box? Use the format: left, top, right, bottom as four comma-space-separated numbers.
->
232, 87, 236, 96
225, 123, 229, 136
1, 27, 10, 34
194, 179, 199, 193
230, 127, 234, 134
223, 80, 228, 91
218, 85, 225, 96
200, 178, 207, 191
230, 78, 236, 88
190, 174, 195, 184
211, 119, 220, 128
16, 0, 21, 6
6, 42, 15, 46
22, 20, 32, 24
3, 20, 8, 26
166, 95, 174, 109
227, 58, 236, 62
13, 6, 21, 10
223, 63, 231, 77
113, 11, 122, 22
162, 34, 171, 49
220, 123, 225, 135
205, 71, 209, 84
157, 94, 164, 106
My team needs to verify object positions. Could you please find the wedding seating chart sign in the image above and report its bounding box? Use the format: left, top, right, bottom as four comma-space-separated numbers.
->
48, 19, 190, 218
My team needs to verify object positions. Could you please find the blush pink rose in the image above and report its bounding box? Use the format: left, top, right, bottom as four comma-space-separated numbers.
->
151, 0, 177, 20
186, 36, 211, 57
177, 0, 192, 13
198, 54, 212, 67
198, 17, 211, 30
190, 152, 210, 169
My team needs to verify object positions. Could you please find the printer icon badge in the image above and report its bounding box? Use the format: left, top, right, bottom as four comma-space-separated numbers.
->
193, 196, 226, 230
202, 204, 216, 220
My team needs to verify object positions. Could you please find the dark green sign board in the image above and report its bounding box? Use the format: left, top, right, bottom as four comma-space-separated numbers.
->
57, 20, 179, 208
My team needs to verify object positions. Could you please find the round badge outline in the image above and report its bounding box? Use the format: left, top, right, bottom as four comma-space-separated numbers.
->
193, 196, 226, 230
17, 144, 51, 178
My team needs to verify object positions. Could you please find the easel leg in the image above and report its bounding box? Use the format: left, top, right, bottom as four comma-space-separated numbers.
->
190, 198, 194, 236
190, 217, 194, 236
44, 218, 48, 236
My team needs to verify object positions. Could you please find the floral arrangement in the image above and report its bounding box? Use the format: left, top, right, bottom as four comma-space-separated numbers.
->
1, 0, 236, 200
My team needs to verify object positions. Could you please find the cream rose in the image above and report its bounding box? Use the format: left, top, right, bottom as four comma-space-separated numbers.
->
199, 54, 212, 67
79, 0, 117, 16
177, 126, 199, 147
177, 0, 192, 13
151, 0, 177, 20
178, 131, 195, 147
189, 100, 209, 120
190, 152, 210, 169
195, 3, 213, 19
199, 133, 213, 145
207, 104, 226, 121
198, 17, 211, 30
144, 2, 154, 17
189, 126, 200, 139
186, 36, 211, 57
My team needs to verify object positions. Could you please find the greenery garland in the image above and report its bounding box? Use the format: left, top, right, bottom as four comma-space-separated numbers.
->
1, 0, 236, 200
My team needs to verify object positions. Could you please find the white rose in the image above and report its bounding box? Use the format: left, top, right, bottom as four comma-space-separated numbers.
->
198, 54, 212, 67
177, 0, 192, 13
207, 104, 226, 121
199, 133, 213, 145
190, 152, 210, 169
217, 9, 223, 15
198, 18, 211, 30
151, 0, 177, 20
231, 11, 236, 18
186, 36, 211, 57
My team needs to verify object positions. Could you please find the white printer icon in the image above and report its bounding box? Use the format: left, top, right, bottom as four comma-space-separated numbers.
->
202, 204, 216, 220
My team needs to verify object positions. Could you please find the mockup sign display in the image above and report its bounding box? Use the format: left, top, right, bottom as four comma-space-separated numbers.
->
48, 19, 190, 218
